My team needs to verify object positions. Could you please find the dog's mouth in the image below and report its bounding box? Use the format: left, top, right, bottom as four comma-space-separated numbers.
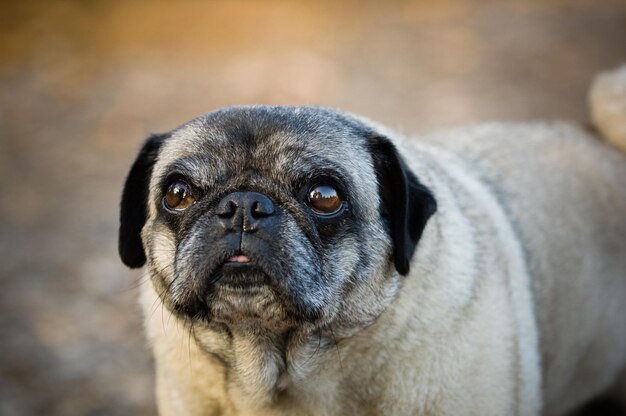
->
225, 254, 252, 265
171, 240, 324, 326
212, 253, 269, 288
189, 253, 297, 328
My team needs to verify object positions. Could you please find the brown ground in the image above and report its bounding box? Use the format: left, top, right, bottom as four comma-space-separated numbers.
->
1, 1, 625, 415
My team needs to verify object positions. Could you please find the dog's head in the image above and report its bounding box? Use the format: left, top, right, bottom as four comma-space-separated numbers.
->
119, 106, 436, 334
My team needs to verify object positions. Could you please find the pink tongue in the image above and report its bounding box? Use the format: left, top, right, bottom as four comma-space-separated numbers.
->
228, 255, 251, 263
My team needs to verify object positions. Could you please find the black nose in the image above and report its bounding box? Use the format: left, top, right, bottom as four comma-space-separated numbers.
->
215, 191, 275, 232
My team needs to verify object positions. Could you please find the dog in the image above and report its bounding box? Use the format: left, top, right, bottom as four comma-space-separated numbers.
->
118, 66, 626, 415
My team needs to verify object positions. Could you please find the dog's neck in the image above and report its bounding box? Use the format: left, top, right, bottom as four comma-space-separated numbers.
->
192, 320, 337, 407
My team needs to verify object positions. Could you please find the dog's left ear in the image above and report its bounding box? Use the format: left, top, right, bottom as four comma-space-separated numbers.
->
367, 135, 437, 275
118, 133, 169, 268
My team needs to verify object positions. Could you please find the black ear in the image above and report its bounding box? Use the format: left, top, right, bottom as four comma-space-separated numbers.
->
119, 133, 168, 268
367, 135, 437, 275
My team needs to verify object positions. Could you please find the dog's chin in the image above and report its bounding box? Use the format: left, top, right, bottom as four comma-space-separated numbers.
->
170, 263, 304, 331
212, 262, 271, 288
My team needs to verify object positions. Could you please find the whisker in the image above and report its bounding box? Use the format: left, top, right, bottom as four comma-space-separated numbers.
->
121, 273, 151, 293
328, 325, 344, 377
188, 318, 196, 371
148, 263, 177, 318
303, 328, 324, 366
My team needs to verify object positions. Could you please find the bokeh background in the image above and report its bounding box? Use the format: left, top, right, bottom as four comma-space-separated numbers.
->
1, 0, 625, 414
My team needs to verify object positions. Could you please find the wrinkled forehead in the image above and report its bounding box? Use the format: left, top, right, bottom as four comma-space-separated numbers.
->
151, 107, 378, 192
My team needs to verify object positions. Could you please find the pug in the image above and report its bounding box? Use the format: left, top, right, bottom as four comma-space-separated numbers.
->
119, 66, 626, 416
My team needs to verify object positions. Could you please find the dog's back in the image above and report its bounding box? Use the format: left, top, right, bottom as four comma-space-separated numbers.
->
412, 65, 626, 415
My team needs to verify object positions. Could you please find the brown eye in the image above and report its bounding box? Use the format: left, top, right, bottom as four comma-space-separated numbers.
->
164, 181, 195, 211
307, 184, 343, 215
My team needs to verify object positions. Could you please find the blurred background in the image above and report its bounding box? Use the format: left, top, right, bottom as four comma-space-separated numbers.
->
1, 0, 625, 414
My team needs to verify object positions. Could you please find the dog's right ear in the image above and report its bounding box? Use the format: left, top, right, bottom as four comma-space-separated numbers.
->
118, 133, 169, 268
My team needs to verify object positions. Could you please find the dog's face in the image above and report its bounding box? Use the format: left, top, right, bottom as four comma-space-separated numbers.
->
119, 106, 436, 339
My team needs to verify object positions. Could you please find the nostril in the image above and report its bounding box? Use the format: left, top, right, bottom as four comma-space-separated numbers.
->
216, 200, 237, 218
251, 200, 275, 218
